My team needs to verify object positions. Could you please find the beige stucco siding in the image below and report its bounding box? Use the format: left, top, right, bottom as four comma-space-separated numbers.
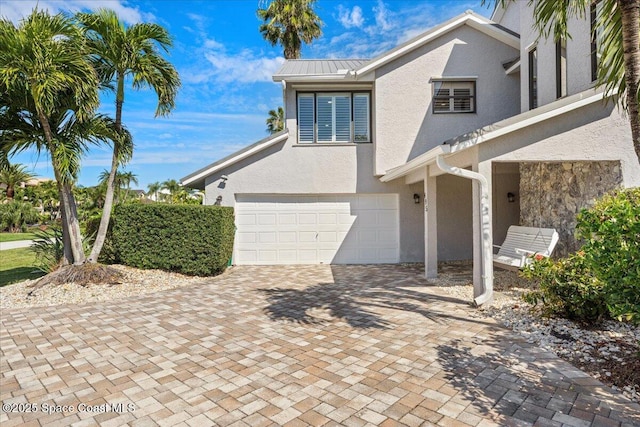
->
374, 25, 520, 175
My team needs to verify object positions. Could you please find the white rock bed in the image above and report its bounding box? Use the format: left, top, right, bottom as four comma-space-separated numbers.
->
0, 264, 205, 309
432, 269, 640, 404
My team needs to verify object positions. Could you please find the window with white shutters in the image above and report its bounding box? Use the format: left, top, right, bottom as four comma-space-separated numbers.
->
297, 94, 315, 143
353, 94, 369, 142
297, 92, 370, 143
432, 81, 475, 114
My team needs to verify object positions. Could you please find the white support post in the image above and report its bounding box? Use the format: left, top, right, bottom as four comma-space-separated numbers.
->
424, 166, 438, 279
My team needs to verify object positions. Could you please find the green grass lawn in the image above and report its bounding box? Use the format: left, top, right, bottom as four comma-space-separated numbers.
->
0, 232, 38, 242
0, 248, 44, 287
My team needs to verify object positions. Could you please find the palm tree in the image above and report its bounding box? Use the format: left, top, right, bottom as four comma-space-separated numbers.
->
0, 9, 100, 265
257, 0, 323, 59
487, 0, 639, 164
161, 179, 181, 203
147, 181, 161, 201
266, 106, 285, 134
77, 9, 180, 263
0, 163, 33, 200
119, 171, 138, 202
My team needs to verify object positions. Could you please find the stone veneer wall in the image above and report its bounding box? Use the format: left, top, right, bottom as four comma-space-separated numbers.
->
519, 161, 622, 257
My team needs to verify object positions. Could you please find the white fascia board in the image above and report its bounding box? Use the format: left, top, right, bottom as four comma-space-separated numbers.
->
430, 76, 478, 82
448, 91, 606, 154
273, 74, 354, 82
504, 60, 520, 75
182, 132, 289, 186
356, 13, 519, 77
379, 146, 447, 182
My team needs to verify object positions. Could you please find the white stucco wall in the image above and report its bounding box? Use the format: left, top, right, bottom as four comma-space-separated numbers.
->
477, 102, 640, 187
203, 139, 425, 262
494, 0, 521, 34
520, 5, 595, 112
374, 25, 520, 175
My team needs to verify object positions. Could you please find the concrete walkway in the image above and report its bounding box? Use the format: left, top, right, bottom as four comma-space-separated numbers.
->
0, 240, 34, 250
1, 265, 638, 426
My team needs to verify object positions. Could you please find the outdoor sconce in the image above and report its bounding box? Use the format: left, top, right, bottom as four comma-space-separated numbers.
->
220, 175, 228, 182
214, 196, 222, 206
413, 193, 420, 204
507, 192, 516, 203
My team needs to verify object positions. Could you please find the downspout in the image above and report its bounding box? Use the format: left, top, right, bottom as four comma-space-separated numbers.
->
435, 154, 493, 306
281, 80, 287, 131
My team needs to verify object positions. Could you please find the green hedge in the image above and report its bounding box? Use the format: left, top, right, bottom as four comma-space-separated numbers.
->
112, 204, 235, 276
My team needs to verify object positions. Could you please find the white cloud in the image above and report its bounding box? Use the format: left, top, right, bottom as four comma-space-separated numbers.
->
1, 0, 153, 24
203, 49, 284, 84
373, 0, 392, 31
338, 5, 364, 29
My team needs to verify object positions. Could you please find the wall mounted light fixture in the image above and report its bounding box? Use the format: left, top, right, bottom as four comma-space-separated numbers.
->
507, 192, 515, 203
220, 175, 228, 182
413, 193, 420, 204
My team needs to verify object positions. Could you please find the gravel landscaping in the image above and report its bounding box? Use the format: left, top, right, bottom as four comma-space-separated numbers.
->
0, 264, 206, 309
433, 266, 640, 404
1, 263, 638, 405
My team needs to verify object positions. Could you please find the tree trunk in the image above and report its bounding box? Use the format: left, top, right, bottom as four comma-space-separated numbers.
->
88, 73, 125, 263
618, 0, 640, 164
36, 108, 85, 265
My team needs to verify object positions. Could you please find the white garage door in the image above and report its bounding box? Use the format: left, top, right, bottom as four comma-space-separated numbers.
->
235, 194, 399, 265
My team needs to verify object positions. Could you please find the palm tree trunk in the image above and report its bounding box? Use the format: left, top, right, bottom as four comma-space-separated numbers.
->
618, 0, 640, 164
88, 73, 124, 263
36, 108, 85, 265
88, 146, 119, 262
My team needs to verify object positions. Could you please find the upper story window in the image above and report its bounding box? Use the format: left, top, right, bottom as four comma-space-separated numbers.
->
297, 92, 370, 143
432, 80, 475, 113
528, 48, 538, 109
556, 39, 567, 98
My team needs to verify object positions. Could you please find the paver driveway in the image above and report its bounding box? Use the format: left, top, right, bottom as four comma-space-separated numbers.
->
1, 265, 638, 427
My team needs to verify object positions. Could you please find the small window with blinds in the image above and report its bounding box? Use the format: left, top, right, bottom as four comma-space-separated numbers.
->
297, 92, 370, 143
432, 81, 475, 114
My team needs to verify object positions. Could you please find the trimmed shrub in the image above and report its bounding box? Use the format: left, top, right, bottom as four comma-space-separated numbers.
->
522, 188, 640, 324
112, 204, 235, 276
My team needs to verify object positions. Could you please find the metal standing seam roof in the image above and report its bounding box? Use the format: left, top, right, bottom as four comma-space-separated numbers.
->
273, 59, 370, 77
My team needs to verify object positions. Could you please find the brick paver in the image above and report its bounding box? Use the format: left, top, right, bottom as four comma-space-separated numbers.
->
1, 265, 638, 426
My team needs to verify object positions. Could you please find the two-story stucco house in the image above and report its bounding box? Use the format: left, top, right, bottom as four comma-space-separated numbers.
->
182, 2, 640, 304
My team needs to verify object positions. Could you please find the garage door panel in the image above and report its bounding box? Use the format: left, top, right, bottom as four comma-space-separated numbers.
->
258, 232, 277, 243
237, 232, 257, 244
235, 194, 399, 265
298, 213, 317, 224
278, 213, 297, 225
236, 214, 256, 225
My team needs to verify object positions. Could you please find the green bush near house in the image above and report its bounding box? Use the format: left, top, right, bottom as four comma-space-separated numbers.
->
112, 204, 235, 276
522, 188, 640, 324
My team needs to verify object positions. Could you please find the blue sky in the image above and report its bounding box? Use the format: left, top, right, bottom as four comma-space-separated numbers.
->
3, 0, 492, 190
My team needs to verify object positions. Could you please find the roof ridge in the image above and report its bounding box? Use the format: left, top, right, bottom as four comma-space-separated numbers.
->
284, 58, 370, 62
